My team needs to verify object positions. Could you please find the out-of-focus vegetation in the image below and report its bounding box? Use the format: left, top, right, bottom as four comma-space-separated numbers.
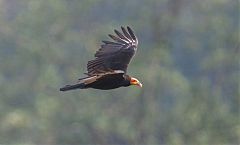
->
0, 0, 239, 144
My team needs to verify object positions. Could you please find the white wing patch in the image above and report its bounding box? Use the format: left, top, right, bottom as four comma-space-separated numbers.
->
79, 70, 125, 85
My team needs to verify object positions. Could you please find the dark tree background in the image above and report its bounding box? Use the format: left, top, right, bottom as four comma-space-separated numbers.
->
0, 0, 239, 144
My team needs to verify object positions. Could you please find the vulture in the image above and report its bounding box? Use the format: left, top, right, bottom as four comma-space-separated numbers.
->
60, 26, 142, 91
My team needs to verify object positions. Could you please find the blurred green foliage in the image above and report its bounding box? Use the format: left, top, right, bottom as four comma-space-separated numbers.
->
0, 0, 239, 144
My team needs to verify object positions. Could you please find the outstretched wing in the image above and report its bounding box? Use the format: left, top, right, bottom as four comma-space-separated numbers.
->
87, 26, 138, 75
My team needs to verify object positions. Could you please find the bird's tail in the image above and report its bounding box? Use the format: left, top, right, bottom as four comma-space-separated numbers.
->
60, 83, 86, 91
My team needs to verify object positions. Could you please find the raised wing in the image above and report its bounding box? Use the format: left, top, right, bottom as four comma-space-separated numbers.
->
87, 26, 138, 75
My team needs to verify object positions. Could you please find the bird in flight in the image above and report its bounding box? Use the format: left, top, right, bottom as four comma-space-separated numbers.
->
60, 26, 142, 91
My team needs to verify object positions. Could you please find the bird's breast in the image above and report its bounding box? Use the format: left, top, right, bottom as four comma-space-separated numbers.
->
86, 74, 129, 90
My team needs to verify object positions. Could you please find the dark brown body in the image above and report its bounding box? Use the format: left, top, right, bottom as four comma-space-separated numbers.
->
60, 73, 132, 91
85, 74, 130, 90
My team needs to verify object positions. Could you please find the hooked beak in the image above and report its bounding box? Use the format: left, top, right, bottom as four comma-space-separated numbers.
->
136, 82, 143, 87
130, 77, 143, 88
